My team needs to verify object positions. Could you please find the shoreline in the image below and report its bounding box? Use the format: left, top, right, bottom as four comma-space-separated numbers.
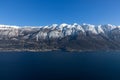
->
0, 48, 120, 53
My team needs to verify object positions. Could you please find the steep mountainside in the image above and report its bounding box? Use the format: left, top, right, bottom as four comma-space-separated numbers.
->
0, 23, 120, 51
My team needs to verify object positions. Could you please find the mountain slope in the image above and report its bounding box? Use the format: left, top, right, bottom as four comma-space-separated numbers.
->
0, 23, 120, 51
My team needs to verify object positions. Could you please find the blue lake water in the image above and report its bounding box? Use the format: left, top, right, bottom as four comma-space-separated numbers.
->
0, 51, 120, 80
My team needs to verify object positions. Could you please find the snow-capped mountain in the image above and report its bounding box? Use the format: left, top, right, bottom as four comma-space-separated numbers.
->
0, 23, 119, 40
0, 23, 120, 51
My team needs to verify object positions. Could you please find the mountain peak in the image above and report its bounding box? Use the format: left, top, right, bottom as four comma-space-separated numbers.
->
0, 23, 120, 51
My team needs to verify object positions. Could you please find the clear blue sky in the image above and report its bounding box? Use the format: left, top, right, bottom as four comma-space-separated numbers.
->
0, 0, 120, 26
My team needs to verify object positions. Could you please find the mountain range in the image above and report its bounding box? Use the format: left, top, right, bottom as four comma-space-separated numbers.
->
0, 23, 120, 51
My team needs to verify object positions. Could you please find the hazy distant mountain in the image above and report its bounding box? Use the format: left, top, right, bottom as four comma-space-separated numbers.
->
0, 23, 120, 51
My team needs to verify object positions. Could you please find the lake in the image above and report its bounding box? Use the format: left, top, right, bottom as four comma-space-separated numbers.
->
0, 51, 120, 80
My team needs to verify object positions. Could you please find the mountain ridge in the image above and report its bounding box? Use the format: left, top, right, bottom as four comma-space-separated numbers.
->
0, 23, 120, 52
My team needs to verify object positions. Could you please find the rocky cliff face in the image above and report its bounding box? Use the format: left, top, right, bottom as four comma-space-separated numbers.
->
0, 23, 120, 51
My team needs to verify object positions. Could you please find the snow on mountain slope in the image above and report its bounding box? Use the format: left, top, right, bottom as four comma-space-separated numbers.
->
96, 25, 105, 34
0, 23, 119, 40
101, 24, 117, 32
82, 23, 98, 34
0, 25, 19, 39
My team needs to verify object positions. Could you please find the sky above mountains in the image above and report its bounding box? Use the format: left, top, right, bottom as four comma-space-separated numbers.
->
0, 0, 120, 26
